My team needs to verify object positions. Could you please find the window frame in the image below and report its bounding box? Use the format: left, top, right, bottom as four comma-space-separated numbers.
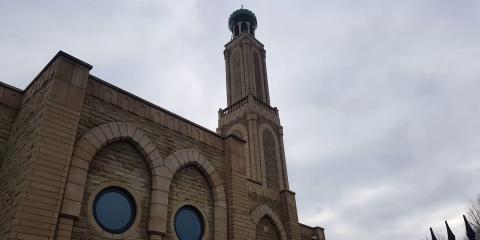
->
92, 186, 137, 234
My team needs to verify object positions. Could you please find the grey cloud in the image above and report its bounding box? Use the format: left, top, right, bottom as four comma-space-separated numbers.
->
1, 1, 479, 239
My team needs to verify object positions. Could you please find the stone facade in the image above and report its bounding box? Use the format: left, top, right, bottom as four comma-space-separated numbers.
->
0, 10, 325, 240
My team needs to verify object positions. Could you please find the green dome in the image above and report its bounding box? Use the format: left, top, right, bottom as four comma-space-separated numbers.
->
228, 8, 257, 31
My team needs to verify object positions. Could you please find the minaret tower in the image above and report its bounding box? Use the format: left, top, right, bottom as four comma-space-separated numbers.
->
224, 8, 270, 106
218, 8, 288, 190
218, 9, 304, 239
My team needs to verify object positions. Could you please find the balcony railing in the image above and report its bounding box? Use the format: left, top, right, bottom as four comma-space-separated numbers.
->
218, 94, 278, 119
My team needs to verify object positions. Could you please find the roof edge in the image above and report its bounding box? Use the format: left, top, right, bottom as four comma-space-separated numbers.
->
24, 50, 92, 92
299, 222, 325, 230
0, 81, 23, 93
89, 74, 223, 140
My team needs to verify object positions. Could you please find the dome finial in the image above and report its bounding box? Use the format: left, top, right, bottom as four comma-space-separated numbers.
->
228, 8, 257, 38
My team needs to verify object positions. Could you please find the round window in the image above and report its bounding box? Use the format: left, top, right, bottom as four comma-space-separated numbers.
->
93, 186, 136, 234
174, 205, 204, 240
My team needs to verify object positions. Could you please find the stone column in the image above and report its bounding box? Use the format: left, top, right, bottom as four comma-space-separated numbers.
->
224, 135, 250, 240
280, 190, 301, 240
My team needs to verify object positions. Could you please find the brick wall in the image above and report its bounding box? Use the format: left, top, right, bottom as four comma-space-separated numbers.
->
0, 105, 18, 165
0, 77, 51, 237
164, 166, 213, 240
299, 224, 325, 240
69, 87, 224, 239
300, 224, 314, 240
249, 192, 285, 228
77, 91, 224, 173
256, 217, 281, 240
71, 141, 151, 239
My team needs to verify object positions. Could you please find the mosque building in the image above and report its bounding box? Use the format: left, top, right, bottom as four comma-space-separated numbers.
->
0, 8, 326, 240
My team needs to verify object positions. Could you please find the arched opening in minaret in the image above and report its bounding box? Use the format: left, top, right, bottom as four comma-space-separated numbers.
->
234, 25, 240, 36
229, 48, 243, 104
253, 51, 264, 102
241, 22, 248, 33
262, 129, 280, 190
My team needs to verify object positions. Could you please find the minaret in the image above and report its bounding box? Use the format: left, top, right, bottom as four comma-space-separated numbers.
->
218, 8, 289, 191
219, 9, 304, 240
225, 8, 270, 106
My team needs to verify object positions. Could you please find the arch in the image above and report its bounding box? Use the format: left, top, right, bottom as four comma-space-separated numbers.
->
258, 123, 285, 190
234, 24, 240, 36
229, 47, 244, 104
241, 22, 248, 32
59, 122, 164, 236
251, 204, 287, 240
154, 149, 227, 239
227, 123, 254, 180
252, 49, 265, 102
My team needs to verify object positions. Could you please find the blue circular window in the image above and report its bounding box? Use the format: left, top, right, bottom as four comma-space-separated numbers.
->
174, 205, 204, 240
93, 186, 136, 234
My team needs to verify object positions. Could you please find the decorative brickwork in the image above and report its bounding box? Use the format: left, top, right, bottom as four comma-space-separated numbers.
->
0, 83, 22, 109
86, 77, 224, 151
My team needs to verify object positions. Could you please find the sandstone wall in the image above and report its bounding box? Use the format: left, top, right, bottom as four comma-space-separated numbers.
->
165, 166, 213, 240
71, 141, 151, 239
300, 224, 326, 240
0, 83, 21, 166
61, 78, 225, 239
77, 88, 224, 173
0, 77, 51, 237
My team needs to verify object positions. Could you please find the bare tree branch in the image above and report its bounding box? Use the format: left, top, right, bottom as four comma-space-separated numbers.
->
467, 195, 480, 240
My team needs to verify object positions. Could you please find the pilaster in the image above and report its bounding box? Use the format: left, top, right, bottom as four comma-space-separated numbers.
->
278, 126, 290, 190
224, 135, 251, 240
3, 51, 91, 239
280, 190, 301, 240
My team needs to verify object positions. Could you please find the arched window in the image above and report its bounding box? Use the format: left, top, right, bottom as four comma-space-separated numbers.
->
230, 48, 243, 103
256, 216, 281, 240
234, 25, 240, 36
241, 22, 248, 32
254, 51, 264, 101
262, 129, 280, 190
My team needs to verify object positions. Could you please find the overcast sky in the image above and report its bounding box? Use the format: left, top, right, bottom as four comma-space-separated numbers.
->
1, 1, 480, 239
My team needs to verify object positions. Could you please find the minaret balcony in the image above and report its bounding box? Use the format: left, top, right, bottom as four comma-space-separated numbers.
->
218, 94, 280, 125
